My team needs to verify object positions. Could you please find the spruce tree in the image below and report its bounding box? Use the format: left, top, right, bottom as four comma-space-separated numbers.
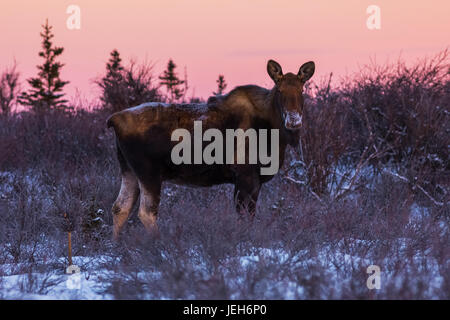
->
159, 59, 185, 103
213, 75, 227, 95
19, 19, 69, 112
105, 50, 124, 83
97, 49, 125, 109
96, 49, 162, 112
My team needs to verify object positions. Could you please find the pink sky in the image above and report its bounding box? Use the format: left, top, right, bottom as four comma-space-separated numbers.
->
0, 0, 448, 102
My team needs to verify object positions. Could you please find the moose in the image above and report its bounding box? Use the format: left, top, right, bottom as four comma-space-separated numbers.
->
107, 59, 315, 238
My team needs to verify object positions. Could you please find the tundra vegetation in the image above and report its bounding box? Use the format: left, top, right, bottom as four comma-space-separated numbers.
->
0, 45, 448, 298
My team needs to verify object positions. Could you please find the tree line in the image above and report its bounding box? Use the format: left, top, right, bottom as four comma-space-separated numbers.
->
0, 20, 228, 115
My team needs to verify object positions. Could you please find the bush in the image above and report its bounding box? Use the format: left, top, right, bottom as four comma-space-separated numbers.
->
294, 50, 449, 201
0, 62, 20, 116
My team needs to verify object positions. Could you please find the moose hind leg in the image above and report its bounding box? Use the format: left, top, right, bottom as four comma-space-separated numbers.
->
112, 172, 139, 239
138, 181, 161, 234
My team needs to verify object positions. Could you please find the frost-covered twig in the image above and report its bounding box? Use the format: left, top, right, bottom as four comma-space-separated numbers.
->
309, 189, 324, 203
284, 176, 306, 186
333, 147, 386, 201
383, 169, 444, 206
283, 175, 323, 203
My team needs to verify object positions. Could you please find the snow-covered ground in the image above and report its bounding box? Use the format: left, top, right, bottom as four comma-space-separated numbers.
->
0, 169, 447, 299
0, 236, 445, 299
0, 256, 113, 299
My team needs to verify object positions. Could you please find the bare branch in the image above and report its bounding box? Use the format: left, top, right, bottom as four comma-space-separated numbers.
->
383, 169, 445, 206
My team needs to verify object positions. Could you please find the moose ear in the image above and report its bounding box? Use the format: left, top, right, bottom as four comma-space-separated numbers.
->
298, 61, 315, 82
267, 60, 283, 84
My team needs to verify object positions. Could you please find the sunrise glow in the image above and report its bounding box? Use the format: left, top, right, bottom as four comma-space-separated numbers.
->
1, 0, 448, 101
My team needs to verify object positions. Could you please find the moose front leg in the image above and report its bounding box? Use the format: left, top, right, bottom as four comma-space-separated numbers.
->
234, 172, 261, 217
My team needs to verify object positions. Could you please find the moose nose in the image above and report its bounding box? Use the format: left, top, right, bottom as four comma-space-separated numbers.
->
284, 112, 302, 130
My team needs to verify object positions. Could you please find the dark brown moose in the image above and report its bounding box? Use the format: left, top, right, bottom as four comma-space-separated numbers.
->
107, 59, 315, 238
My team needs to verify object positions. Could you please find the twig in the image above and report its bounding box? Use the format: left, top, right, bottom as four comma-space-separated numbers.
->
64, 212, 73, 266
333, 147, 386, 201
310, 189, 324, 203
383, 169, 444, 206
283, 175, 323, 203
68, 231, 72, 266
284, 175, 306, 186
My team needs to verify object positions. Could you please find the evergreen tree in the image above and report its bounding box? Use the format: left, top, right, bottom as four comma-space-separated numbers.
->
97, 49, 125, 109
96, 49, 162, 112
213, 74, 227, 95
159, 59, 185, 103
19, 19, 69, 112
105, 49, 124, 81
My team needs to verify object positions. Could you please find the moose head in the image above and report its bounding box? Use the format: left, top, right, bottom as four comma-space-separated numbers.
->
267, 59, 315, 130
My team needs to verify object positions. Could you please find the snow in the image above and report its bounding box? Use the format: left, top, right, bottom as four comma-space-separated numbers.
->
127, 102, 170, 113
0, 256, 114, 300
0, 234, 445, 299
126, 101, 210, 115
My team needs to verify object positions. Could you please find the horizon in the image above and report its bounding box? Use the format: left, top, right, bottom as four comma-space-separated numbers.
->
1, 0, 449, 104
